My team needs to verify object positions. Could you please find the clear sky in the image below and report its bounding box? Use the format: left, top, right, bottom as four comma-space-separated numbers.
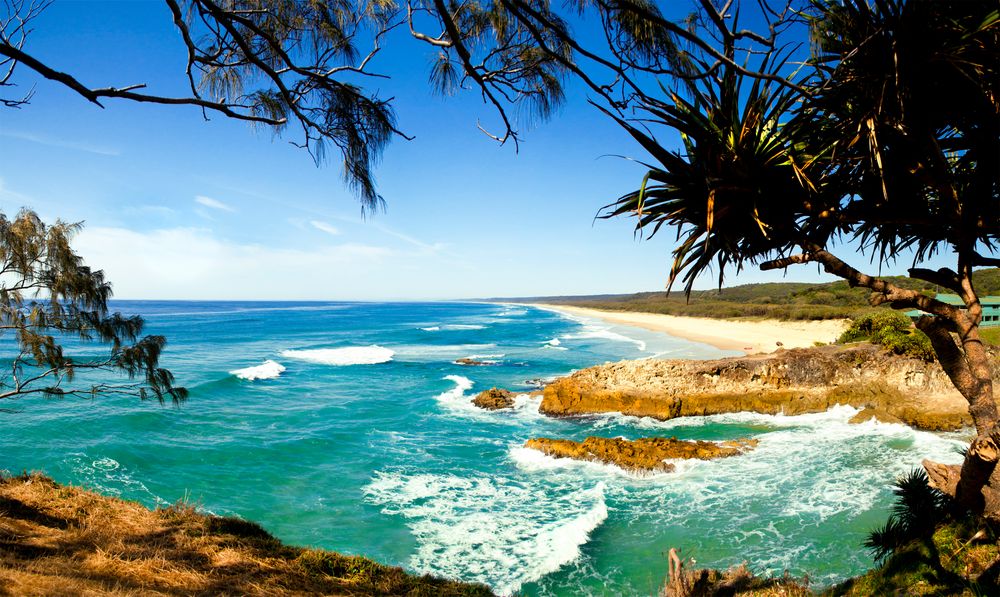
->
0, 1, 930, 300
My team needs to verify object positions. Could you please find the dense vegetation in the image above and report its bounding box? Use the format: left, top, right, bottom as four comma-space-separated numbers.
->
831, 471, 1000, 596
838, 312, 935, 361
511, 268, 1000, 321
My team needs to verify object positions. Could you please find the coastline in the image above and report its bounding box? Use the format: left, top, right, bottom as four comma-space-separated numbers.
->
530, 303, 850, 355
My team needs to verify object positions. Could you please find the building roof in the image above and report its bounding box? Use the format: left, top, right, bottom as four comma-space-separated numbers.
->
934, 294, 1000, 306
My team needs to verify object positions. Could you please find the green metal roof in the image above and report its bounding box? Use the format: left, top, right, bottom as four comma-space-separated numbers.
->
904, 294, 1000, 327
935, 293, 1000, 305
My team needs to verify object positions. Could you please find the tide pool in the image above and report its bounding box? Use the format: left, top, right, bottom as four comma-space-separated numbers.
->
0, 301, 966, 595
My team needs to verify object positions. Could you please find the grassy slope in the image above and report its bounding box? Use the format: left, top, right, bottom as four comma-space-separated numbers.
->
0, 473, 492, 597
828, 517, 1000, 597
673, 516, 1000, 596
504, 268, 1000, 321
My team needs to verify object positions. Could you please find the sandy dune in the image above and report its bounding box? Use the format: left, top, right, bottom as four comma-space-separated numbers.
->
533, 304, 850, 355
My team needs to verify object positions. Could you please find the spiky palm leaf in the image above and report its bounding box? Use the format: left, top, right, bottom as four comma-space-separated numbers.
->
864, 469, 950, 564
809, 0, 1000, 263
599, 56, 834, 294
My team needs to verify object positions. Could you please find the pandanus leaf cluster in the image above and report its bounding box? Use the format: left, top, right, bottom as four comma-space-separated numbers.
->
601, 0, 999, 294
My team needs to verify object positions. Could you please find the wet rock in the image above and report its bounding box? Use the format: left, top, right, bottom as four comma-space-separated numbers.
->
524, 436, 757, 473
472, 387, 515, 410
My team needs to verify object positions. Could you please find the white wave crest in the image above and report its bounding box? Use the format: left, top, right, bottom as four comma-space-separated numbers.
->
420, 326, 441, 331
363, 471, 607, 594
562, 325, 647, 351
435, 375, 475, 409
392, 344, 497, 362
433, 376, 545, 423
230, 359, 286, 380
545, 338, 561, 346
279, 345, 394, 366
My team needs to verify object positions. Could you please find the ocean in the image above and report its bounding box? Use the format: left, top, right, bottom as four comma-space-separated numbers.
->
0, 301, 967, 595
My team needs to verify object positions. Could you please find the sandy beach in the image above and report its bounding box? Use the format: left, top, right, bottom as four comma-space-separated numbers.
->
532, 303, 850, 355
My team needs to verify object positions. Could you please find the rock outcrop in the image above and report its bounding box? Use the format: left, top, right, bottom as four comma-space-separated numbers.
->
524, 436, 758, 473
472, 387, 516, 410
539, 344, 998, 431
454, 357, 495, 366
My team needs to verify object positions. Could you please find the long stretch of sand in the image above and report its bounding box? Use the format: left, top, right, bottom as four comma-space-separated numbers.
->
532, 304, 850, 355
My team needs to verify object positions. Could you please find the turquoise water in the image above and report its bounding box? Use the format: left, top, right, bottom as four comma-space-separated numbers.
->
0, 301, 967, 595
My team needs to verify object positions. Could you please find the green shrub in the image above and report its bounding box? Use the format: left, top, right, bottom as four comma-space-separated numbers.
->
839, 311, 935, 361
864, 469, 951, 563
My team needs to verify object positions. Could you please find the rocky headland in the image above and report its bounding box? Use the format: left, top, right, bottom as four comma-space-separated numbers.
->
538, 343, 996, 431
524, 436, 757, 473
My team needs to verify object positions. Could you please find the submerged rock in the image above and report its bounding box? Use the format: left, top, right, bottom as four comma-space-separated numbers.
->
454, 357, 495, 366
539, 343, 994, 431
524, 436, 757, 473
472, 387, 516, 410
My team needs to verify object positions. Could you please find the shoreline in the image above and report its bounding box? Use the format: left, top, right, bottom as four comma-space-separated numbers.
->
530, 303, 850, 355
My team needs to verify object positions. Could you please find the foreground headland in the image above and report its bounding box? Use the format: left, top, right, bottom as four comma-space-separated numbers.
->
531, 303, 849, 354
0, 473, 491, 596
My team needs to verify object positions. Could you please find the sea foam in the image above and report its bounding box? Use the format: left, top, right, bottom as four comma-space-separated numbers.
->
512, 404, 967, 586
230, 359, 286, 380
279, 345, 394, 365
562, 325, 647, 351
363, 471, 607, 594
61, 453, 166, 506
433, 376, 544, 423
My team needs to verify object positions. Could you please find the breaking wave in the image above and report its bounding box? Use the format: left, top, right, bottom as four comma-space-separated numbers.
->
279, 345, 394, 365
230, 359, 286, 380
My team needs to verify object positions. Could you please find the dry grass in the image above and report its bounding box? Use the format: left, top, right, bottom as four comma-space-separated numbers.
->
0, 473, 493, 596
661, 563, 811, 597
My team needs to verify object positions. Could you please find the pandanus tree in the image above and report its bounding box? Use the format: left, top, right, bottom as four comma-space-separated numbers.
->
600, 0, 1000, 518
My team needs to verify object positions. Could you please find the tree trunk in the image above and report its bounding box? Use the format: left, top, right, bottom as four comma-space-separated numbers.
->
920, 317, 1000, 520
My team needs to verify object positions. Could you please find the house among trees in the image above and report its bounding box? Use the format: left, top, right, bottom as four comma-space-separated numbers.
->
907, 295, 1000, 328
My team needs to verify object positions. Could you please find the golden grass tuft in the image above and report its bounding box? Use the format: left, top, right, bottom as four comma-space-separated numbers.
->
0, 472, 493, 596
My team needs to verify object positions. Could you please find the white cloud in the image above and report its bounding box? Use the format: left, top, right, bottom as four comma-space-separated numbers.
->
310, 220, 340, 236
194, 196, 235, 212
0, 130, 120, 156
73, 226, 393, 300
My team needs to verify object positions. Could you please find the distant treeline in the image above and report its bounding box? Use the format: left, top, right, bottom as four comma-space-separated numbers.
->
502, 269, 1000, 321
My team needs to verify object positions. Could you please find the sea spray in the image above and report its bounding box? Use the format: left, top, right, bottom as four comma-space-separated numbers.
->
230, 360, 286, 380
362, 471, 608, 594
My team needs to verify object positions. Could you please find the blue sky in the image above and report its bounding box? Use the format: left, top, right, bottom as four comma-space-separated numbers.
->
0, 1, 929, 300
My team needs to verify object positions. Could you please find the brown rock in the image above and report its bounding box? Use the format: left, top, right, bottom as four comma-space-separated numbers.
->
524, 436, 757, 473
472, 387, 515, 410
539, 343, 991, 431
454, 357, 493, 366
